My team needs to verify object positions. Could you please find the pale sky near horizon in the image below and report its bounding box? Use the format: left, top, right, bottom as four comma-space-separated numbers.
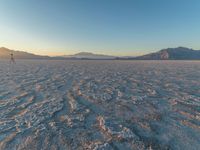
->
0, 0, 200, 56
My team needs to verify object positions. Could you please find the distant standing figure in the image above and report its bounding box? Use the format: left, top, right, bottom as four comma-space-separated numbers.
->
10, 53, 16, 64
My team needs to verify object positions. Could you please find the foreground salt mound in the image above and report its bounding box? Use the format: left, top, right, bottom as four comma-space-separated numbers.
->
0, 60, 200, 150
97, 116, 136, 139
15, 97, 63, 132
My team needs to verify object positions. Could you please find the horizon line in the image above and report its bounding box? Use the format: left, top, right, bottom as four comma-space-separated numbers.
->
0, 46, 198, 57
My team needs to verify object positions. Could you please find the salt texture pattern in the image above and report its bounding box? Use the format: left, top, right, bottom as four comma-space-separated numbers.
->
0, 60, 200, 150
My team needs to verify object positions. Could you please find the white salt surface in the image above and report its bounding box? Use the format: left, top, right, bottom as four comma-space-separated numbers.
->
0, 60, 200, 150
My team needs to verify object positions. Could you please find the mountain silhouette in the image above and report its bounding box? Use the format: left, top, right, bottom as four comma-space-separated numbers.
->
1, 47, 200, 60
0, 47, 49, 59
135, 47, 200, 60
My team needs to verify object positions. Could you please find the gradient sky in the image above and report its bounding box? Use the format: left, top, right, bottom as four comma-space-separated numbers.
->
0, 0, 200, 56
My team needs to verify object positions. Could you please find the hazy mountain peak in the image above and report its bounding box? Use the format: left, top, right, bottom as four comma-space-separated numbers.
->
64, 52, 116, 59
177, 46, 190, 49
136, 47, 200, 60
0, 47, 11, 51
0, 47, 49, 59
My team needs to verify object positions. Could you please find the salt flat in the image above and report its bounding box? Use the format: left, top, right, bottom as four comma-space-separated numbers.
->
0, 60, 200, 150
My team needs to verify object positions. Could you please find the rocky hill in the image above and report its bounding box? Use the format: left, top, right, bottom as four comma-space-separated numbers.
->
135, 47, 200, 60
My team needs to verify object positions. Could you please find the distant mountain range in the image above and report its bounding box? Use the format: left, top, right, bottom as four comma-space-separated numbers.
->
135, 47, 200, 60
62, 52, 116, 59
0, 47, 49, 59
0, 47, 200, 60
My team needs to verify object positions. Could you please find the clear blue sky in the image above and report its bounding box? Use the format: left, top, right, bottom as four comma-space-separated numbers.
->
0, 0, 200, 56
